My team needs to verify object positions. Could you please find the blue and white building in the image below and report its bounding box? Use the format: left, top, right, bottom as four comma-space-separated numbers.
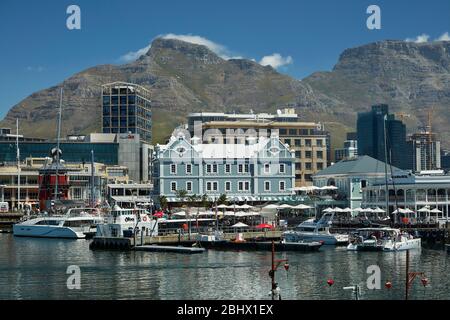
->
153, 133, 295, 203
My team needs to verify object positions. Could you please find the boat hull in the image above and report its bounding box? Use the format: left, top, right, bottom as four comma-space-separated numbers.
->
284, 231, 348, 245
13, 225, 84, 239
347, 238, 421, 252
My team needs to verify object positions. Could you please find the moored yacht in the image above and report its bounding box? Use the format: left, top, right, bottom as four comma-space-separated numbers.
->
95, 205, 158, 238
347, 227, 421, 251
283, 213, 349, 245
13, 208, 103, 239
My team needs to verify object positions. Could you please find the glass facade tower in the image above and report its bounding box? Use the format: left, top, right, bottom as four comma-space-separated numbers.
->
357, 104, 408, 170
102, 82, 152, 144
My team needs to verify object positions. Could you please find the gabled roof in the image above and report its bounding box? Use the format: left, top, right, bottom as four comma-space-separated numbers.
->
314, 155, 404, 177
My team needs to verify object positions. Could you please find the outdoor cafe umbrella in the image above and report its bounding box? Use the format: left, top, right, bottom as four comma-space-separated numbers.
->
255, 223, 274, 230
323, 207, 335, 213
217, 204, 229, 209
277, 204, 293, 209
263, 204, 279, 210
293, 204, 313, 210
430, 208, 442, 221
239, 204, 254, 210
231, 222, 249, 228
153, 211, 164, 218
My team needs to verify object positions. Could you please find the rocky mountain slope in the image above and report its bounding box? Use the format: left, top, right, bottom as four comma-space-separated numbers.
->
2, 38, 450, 150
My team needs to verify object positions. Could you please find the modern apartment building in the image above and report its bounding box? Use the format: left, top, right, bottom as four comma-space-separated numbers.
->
407, 130, 441, 172
153, 133, 295, 204
186, 108, 328, 186
101, 82, 152, 144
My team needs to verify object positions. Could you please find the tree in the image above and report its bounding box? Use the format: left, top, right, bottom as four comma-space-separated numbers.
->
217, 194, 228, 206
159, 195, 168, 210
175, 189, 188, 204
200, 194, 210, 209
188, 194, 200, 207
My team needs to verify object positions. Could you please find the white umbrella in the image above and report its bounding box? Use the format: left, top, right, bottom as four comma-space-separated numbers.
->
263, 204, 279, 209
217, 204, 228, 209
373, 207, 385, 213
277, 204, 293, 209
239, 204, 254, 210
321, 186, 338, 190
231, 222, 249, 228
323, 207, 334, 213
293, 204, 313, 210
430, 208, 442, 213
341, 207, 353, 212
353, 207, 365, 213
418, 206, 431, 212
333, 207, 344, 213
224, 211, 235, 216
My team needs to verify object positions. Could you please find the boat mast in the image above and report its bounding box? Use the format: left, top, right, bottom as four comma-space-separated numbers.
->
16, 118, 20, 212
383, 115, 390, 223
54, 87, 63, 202
90, 150, 95, 207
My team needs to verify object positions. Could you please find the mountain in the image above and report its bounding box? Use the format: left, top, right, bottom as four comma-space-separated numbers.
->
0, 38, 323, 144
2, 38, 450, 151
303, 40, 450, 144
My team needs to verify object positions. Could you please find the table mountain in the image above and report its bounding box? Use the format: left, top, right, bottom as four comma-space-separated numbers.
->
2, 38, 450, 150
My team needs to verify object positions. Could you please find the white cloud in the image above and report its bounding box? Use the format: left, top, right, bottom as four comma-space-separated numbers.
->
437, 32, 450, 41
118, 44, 152, 63
406, 33, 430, 43
118, 34, 294, 70
25, 66, 45, 72
259, 53, 293, 69
160, 33, 241, 60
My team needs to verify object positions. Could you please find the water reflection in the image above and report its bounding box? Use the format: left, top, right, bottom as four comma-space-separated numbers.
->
0, 234, 448, 300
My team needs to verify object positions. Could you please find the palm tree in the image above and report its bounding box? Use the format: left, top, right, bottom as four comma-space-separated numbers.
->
158, 195, 168, 211
217, 193, 228, 206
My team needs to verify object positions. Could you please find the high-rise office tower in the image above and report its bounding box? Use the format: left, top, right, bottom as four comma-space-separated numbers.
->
102, 82, 152, 144
357, 104, 408, 169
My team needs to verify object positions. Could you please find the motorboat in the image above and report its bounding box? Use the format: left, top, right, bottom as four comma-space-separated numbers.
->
13, 208, 103, 239
95, 205, 158, 238
347, 227, 421, 251
283, 213, 349, 245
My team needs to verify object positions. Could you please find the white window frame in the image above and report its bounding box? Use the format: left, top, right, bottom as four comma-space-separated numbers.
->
238, 164, 244, 174
212, 164, 218, 174
238, 181, 250, 192
264, 163, 270, 174
225, 181, 232, 192
206, 164, 211, 174
186, 164, 192, 175
206, 181, 218, 192
170, 181, 177, 192
225, 164, 231, 174
279, 181, 286, 192
279, 164, 285, 174
170, 164, 177, 175
264, 181, 271, 192
186, 181, 193, 192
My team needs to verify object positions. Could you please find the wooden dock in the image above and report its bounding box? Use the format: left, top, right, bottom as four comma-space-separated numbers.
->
134, 245, 205, 254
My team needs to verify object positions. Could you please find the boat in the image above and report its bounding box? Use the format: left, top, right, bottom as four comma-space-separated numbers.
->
95, 205, 158, 238
13, 208, 103, 239
347, 227, 421, 251
283, 213, 349, 245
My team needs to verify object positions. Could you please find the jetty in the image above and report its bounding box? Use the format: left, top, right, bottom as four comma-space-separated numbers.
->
134, 245, 205, 254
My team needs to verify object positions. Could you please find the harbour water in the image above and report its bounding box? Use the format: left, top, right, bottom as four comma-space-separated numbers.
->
0, 234, 449, 300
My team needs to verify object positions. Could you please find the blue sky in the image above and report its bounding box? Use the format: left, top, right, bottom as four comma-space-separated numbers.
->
1, 0, 449, 118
